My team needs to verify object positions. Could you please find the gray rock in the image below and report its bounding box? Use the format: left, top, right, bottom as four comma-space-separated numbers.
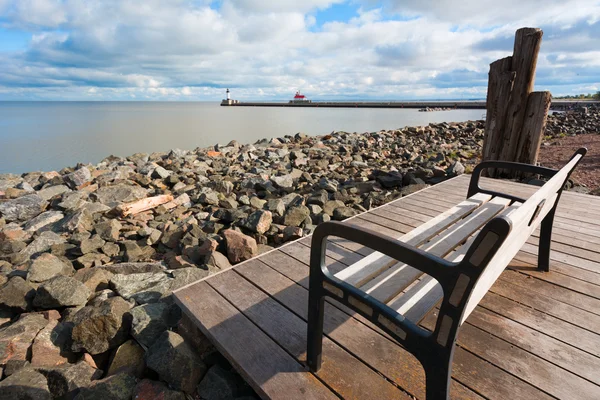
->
130, 302, 171, 347
333, 207, 360, 221
199, 191, 219, 206
0, 277, 35, 312
80, 235, 106, 255
243, 210, 272, 234
322, 200, 345, 216
249, 197, 266, 209
73, 373, 136, 400
60, 209, 94, 233
110, 272, 172, 304
318, 177, 338, 192
447, 161, 465, 176
307, 191, 329, 207
271, 174, 294, 189
265, 199, 286, 216
93, 184, 148, 208
34, 276, 91, 309
152, 166, 171, 179
94, 220, 122, 242
63, 167, 92, 189
121, 240, 144, 262
197, 365, 244, 400
73, 268, 113, 292
43, 361, 100, 399
0, 194, 48, 222
21, 231, 66, 261
0, 367, 52, 400
283, 226, 303, 241
37, 185, 71, 201
23, 211, 64, 232
171, 267, 211, 290
27, 253, 74, 283
70, 296, 132, 354
99, 262, 166, 275
146, 331, 207, 394
283, 206, 311, 227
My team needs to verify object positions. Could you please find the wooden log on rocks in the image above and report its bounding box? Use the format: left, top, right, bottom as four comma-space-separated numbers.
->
115, 195, 174, 217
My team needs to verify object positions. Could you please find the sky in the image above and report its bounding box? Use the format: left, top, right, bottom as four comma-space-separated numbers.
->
0, 0, 598, 101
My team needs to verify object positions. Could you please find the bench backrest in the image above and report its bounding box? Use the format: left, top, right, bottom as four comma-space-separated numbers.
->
459, 150, 585, 324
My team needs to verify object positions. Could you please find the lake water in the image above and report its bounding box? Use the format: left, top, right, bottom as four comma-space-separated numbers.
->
0, 102, 484, 174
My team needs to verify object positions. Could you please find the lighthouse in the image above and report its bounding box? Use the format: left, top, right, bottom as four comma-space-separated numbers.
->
221, 88, 238, 106
226, 88, 230, 100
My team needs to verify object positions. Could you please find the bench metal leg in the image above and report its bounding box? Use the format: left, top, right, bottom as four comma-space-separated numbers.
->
538, 207, 556, 272
423, 350, 454, 400
307, 277, 325, 372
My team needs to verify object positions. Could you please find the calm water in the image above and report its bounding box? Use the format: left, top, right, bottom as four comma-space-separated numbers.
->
0, 102, 484, 174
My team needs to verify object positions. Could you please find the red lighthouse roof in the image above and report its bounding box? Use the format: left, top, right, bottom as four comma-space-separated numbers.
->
294, 91, 305, 99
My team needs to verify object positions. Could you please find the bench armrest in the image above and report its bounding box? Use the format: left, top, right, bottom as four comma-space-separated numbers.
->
467, 160, 558, 201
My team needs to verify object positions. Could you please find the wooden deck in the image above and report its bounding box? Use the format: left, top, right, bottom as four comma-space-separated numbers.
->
174, 175, 600, 400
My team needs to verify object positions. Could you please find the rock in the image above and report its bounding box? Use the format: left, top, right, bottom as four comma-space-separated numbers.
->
129, 302, 171, 348
110, 272, 172, 304
23, 211, 64, 232
100, 262, 166, 275
33, 276, 91, 309
0, 367, 52, 399
16, 231, 66, 262
30, 319, 69, 368
283, 226, 303, 241
27, 253, 74, 283
375, 171, 403, 188
171, 267, 211, 290
61, 209, 94, 233
197, 364, 244, 400
73, 373, 136, 400
447, 161, 465, 176
0, 277, 36, 312
333, 207, 360, 221
0, 194, 48, 222
37, 185, 71, 201
271, 174, 294, 189
70, 296, 133, 355
249, 197, 266, 209
63, 167, 92, 189
80, 235, 106, 255
223, 230, 257, 264
106, 340, 145, 378
283, 205, 310, 227
43, 361, 100, 399
133, 379, 185, 400
93, 184, 148, 208
322, 200, 345, 216
73, 268, 113, 292
94, 220, 122, 242
74, 253, 109, 269
307, 191, 328, 207
243, 210, 272, 234
0, 313, 48, 374
121, 240, 144, 262
318, 177, 338, 192
146, 331, 207, 394
152, 166, 171, 179
199, 191, 219, 206
204, 250, 232, 270
265, 199, 286, 216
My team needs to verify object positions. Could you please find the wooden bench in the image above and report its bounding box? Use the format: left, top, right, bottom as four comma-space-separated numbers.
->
306, 148, 586, 400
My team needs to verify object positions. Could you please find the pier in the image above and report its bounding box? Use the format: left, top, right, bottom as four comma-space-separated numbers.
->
220, 99, 598, 110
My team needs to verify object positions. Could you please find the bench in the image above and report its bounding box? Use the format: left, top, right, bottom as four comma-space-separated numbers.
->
306, 148, 586, 400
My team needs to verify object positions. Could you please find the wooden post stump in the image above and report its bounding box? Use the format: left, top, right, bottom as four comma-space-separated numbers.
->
482, 28, 550, 177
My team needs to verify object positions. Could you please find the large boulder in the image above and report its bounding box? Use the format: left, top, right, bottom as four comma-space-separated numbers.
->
30, 319, 69, 368
145, 331, 207, 394
23, 211, 64, 232
223, 230, 257, 264
42, 361, 100, 399
0, 367, 52, 399
197, 364, 246, 400
283, 205, 311, 227
73, 268, 113, 292
27, 253, 74, 283
15, 231, 66, 263
129, 302, 172, 348
70, 297, 132, 355
93, 220, 122, 242
0, 313, 48, 374
33, 276, 91, 309
72, 373, 136, 400
63, 167, 92, 189
106, 340, 145, 378
0, 277, 36, 312
242, 210, 272, 234
0, 194, 48, 223
110, 272, 172, 304
93, 184, 147, 208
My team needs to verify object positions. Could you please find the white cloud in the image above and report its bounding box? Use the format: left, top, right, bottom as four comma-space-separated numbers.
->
0, 0, 598, 100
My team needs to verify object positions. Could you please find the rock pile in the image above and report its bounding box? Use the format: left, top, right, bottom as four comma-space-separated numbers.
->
0, 120, 486, 398
545, 108, 600, 138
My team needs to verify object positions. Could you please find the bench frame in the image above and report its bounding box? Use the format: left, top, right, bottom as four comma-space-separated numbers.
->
307, 148, 586, 400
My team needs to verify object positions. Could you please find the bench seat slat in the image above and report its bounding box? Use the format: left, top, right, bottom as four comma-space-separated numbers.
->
360, 196, 511, 304
334, 193, 492, 287
386, 201, 523, 322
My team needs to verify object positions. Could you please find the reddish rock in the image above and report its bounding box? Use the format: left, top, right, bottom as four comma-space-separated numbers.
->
30, 319, 69, 368
133, 379, 185, 400
0, 313, 48, 373
223, 230, 257, 264
207, 150, 221, 158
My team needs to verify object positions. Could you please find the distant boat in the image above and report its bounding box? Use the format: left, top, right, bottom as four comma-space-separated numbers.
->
290, 91, 311, 103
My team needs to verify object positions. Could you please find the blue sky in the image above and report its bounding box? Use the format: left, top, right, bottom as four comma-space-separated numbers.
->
0, 0, 598, 101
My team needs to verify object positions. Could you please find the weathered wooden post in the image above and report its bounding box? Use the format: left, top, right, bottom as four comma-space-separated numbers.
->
482, 28, 552, 176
